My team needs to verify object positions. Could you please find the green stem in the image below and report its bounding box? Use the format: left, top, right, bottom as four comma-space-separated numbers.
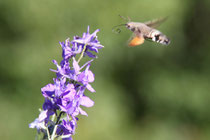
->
56, 111, 64, 124
52, 114, 56, 122
77, 44, 87, 63
51, 125, 58, 140
46, 126, 51, 140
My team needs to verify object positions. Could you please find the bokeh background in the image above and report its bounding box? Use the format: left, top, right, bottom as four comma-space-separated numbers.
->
1, 0, 210, 139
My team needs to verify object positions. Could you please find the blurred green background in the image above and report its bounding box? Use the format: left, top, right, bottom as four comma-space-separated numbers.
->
1, 0, 210, 139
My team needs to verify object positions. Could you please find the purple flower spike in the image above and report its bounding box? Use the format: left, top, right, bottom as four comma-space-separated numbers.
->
30, 26, 103, 140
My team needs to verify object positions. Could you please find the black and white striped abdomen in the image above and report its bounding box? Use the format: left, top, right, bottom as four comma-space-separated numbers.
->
149, 30, 170, 45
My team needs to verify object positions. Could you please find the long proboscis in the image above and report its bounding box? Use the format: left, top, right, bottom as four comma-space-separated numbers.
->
112, 24, 126, 34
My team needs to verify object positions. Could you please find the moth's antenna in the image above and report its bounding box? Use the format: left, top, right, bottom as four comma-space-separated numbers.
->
112, 24, 126, 34
119, 15, 130, 22
127, 16, 131, 22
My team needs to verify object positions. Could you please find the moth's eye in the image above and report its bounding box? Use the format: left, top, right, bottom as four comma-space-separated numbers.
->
126, 25, 130, 28
131, 27, 135, 32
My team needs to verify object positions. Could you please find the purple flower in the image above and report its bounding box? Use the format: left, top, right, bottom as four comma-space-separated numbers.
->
57, 119, 75, 135
51, 60, 72, 79
60, 38, 82, 60
72, 26, 104, 58
77, 64, 95, 92
29, 118, 45, 131
41, 78, 71, 99
29, 110, 48, 131
30, 26, 103, 140
58, 86, 94, 116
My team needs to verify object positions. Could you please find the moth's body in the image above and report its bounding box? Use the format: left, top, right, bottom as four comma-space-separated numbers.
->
127, 22, 152, 37
126, 21, 170, 46
113, 17, 170, 46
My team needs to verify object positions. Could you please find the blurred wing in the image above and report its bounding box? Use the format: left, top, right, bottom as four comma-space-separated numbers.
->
128, 34, 145, 47
144, 17, 168, 28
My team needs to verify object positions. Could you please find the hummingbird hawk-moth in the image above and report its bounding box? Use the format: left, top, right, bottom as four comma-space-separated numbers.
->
112, 16, 170, 46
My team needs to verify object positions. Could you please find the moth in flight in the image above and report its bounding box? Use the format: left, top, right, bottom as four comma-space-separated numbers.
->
112, 16, 170, 47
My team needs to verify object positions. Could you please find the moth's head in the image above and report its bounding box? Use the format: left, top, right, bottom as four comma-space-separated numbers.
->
126, 22, 136, 32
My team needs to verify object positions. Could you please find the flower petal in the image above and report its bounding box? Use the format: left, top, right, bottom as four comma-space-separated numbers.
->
72, 58, 80, 74
38, 110, 48, 122
80, 96, 94, 107
41, 84, 55, 98
86, 84, 95, 93
78, 107, 88, 116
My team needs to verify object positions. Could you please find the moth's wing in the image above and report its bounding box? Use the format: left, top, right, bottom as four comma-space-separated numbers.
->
144, 17, 168, 28
128, 33, 145, 47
